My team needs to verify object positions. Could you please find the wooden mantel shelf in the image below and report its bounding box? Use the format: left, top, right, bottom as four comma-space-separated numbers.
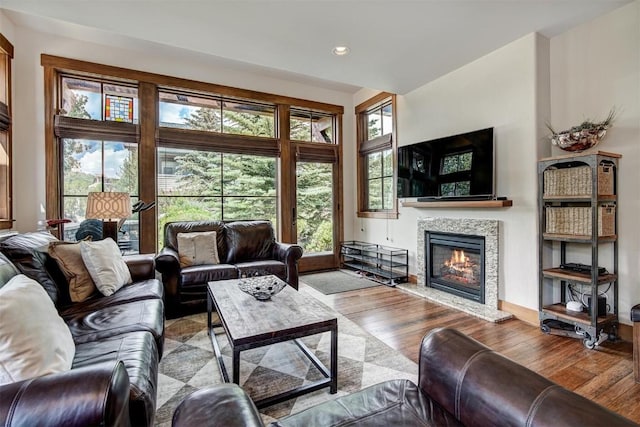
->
401, 199, 513, 208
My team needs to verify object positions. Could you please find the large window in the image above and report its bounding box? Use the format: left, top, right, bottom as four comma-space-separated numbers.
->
0, 34, 13, 229
355, 93, 397, 218
157, 147, 276, 249
43, 55, 343, 269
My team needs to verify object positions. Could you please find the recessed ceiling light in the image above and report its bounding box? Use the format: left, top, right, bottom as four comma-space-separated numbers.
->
332, 46, 350, 56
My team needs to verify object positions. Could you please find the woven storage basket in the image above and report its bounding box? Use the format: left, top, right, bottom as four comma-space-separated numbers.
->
545, 205, 616, 236
543, 163, 614, 197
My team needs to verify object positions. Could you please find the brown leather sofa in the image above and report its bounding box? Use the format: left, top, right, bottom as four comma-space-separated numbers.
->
172, 328, 637, 427
155, 220, 303, 316
0, 232, 165, 427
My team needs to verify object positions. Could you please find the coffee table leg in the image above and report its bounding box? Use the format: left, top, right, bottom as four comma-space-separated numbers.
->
330, 327, 338, 393
207, 291, 212, 335
233, 348, 241, 384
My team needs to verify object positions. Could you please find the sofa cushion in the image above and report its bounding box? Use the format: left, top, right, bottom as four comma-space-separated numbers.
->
0, 252, 19, 288
180, 264, 238, 287
236, 260, 286, 281
164, 220, 227, 262
225, 220, 275, 263
72, 331, 159, 427
177, 231, 220, 268
48, 241, 97, 302
63, 298, 165, 357
0, 231, 64, 304
59, 279, 164, 318
0, 275, 75, 385
80, 238, 132, 296
271, 379, 461, 427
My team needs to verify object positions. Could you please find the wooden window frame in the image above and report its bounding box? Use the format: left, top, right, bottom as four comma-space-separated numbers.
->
355, 92, 398, 219
0, 33, 14, 229
42, 55, 343, 262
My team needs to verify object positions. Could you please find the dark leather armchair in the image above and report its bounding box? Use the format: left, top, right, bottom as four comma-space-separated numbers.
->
155, 220, 303, 316
172, 328, 637, 427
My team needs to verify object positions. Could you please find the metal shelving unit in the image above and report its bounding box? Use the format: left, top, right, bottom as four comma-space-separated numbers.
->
340, 241, 408, 286
538, 151, 620, 349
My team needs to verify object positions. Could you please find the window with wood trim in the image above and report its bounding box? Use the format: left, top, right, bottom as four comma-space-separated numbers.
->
355, 93, 397, 218
0, 34, 13, 229
42, 55, 344, 266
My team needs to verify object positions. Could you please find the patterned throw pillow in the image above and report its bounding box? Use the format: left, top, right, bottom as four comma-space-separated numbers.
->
177, 231, 220, 268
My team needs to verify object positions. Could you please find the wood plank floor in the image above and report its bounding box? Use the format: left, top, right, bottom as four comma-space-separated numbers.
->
302, 283, 640, 423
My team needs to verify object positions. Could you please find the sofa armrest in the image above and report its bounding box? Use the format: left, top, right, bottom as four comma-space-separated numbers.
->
272, 242, 303, 290
0, 361, 130, 427
155, 247, 179, 273
155, 248, 181, 311
124, 253, 156, 282
418, 328, 636, 426
172, 384, 264, 427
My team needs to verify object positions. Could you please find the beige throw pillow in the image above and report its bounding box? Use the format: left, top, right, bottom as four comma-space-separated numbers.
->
177, 231, 220, 268
48, 241, 97, 302
0, 275, 76, 385
80, 238, 132, 297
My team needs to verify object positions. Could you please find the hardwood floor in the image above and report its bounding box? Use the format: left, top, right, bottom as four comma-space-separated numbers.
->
302, 283, 640, 423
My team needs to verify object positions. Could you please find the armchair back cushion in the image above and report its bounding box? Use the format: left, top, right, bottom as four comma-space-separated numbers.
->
164, 221, 227, 263
225, 220, 275, 264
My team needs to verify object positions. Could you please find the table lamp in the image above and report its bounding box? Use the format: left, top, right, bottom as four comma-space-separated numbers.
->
85, 192, 131, 241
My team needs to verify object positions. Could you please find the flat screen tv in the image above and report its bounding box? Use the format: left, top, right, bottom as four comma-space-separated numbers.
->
397, 127, 494, 200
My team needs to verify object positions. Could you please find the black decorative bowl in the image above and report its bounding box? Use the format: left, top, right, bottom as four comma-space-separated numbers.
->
238, 276, 286, 301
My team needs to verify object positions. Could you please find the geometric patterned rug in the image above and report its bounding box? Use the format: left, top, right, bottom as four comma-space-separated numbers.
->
154, 297, 418, 426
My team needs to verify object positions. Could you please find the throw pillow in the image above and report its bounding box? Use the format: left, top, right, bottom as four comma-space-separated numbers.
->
80, 238, 132, 297
0, 274, 75, 385
48, 241, 97, 302
177, 231, 220, 268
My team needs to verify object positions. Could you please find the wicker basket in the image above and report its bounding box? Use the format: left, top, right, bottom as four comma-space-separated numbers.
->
543, 163, 614, 197
545, 205, 616, 236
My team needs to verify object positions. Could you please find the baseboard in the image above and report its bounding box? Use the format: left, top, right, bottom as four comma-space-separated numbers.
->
498, 300, 539, 325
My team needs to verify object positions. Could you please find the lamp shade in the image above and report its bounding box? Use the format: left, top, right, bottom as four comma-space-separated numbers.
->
85, 192, 131, 220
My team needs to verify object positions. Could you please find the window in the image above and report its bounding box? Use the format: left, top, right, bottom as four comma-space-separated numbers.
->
43, 55, 343, 268
355, 93, 397, 218
0, 34, 13, 229
157, 147, 277, 249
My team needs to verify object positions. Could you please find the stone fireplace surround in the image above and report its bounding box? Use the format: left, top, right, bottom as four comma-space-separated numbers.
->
399, 217, 512, 322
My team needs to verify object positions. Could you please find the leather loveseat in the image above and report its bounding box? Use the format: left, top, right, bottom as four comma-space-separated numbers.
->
0, 232, 164, 427
155, 220, 303, 316
172, 328, 637, 427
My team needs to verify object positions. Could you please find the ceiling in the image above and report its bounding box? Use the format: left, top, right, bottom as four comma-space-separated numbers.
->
1, 0, 631, 95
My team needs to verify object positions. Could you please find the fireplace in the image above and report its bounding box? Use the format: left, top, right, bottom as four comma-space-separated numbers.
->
411, 218, 511, 322
426, 232, 485, 303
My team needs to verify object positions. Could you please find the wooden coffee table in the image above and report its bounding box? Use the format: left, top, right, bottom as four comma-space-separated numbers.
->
207, 276, 338, 408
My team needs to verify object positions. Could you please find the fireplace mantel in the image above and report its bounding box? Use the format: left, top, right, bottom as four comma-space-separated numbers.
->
402, 199, 512, 208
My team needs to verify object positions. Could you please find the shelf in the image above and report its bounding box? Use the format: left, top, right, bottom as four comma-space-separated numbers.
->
541, 303, 616, 325
343, 253, 407, 269
542, 233, 617, 243
540, 150, 622, 162
401, 199, 512, 208
342, 261, 407, 280
542, 195, 616, 202
542, 268, 617, 285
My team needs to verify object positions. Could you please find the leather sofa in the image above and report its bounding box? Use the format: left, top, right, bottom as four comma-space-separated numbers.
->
0, 232, 164, 427
633, 304, 640, 383
172, 328, 637, 427
155, 220, 303, 316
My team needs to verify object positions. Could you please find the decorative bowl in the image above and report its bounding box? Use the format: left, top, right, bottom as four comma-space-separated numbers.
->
551, 126, 608, 152
238, 276, 286, 301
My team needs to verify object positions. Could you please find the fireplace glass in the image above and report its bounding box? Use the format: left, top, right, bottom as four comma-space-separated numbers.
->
426, 232, 485, 303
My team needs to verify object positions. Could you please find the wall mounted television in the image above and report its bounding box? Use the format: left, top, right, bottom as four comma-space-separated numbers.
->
397, 127, 495, 200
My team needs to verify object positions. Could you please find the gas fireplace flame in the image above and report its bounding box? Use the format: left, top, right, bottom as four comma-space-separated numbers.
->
445, 250, 468, 267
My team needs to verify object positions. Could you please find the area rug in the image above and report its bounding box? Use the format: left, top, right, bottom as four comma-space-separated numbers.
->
154, 302, 418, 426
300, 269, 382, 295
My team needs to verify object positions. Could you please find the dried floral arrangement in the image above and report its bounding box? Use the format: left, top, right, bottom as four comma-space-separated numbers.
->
546, 108, 617, 152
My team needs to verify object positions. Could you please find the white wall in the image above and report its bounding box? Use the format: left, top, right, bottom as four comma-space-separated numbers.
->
550, 0, 640, 321
4, 17, 355, 233
348, 33, 548, 311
